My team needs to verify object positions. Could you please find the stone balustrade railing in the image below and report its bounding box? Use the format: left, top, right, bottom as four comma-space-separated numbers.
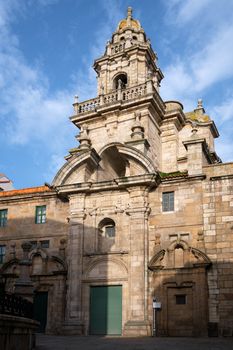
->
76, 97, 101, 114
74, 81, 154, 114
111, 42, 125, 55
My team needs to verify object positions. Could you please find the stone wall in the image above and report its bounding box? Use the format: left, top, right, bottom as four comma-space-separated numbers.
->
0, 314, 39, 350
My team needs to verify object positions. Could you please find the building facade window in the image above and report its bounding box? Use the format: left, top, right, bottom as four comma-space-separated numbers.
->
98, 218, 116, 238
30, 240, 50, 249
105, 225, 115, 238
162, 191, 174, 212
40, 240, 50, 248
30, 241, 37, 249
176, 294, 186, 305
35, 205, 46, 224
0, 245, 6, 263
0, 209, 8, 227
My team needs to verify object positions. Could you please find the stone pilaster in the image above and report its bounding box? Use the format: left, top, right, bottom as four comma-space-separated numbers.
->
63, 194, 86, 334
14, 242, 34, 302
161, 101, 185, 173
124, 187, 151, 336
202, 179, 219, 335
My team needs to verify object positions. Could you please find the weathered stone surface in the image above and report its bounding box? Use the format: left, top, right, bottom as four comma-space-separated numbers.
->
0, 7, 233, 338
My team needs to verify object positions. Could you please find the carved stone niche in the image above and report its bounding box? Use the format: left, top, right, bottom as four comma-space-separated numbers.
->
148, 239, 211, 271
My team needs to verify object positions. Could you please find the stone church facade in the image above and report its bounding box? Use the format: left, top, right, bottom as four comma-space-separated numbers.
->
0, 8, 233, 337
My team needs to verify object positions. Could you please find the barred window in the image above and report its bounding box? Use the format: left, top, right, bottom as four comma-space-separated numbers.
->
176, 294, 186, 305
0, 245, 6, 264
30, 240, 50, 249
30, 241, 37, 249
40, 240, 50, 248
0, 209, 8, 227
162, 192, 174, 212
35, 205, 46, 224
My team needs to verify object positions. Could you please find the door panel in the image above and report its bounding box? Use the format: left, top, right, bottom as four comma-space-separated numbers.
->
167, 287, 193, 336
90, 286, 122, 335
33, 292, 48, 333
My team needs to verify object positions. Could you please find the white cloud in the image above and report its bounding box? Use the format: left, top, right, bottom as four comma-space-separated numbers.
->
0, 0, 76, 183
211, 96, 233, 124
166, 0, 232, 26
161, 1, 233, 108
0, 0, 125, 184
192, 24, 233, 91
160, 60, 193, 102
161, 23, 233, 100
0, 1, 72, 144
176, 0, 211, 22
161, 0, 233, 162
73, 1, 123, 101
168, 0, 210, 24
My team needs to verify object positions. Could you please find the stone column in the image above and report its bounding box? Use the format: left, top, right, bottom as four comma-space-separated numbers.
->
14, 242, 34, 302
124, 187, 151, 336
63, 194, 86, 335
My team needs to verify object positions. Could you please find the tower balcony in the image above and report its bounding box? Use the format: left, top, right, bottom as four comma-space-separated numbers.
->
71, 80, 165, 124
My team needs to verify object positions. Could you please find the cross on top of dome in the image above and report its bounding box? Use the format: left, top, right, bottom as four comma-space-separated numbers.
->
117, 7, 142, 31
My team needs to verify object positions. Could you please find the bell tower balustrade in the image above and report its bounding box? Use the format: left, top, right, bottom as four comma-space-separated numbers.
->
73, 80, 163, 116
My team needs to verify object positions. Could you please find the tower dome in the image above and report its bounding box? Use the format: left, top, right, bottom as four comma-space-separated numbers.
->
117, 7, 141, 31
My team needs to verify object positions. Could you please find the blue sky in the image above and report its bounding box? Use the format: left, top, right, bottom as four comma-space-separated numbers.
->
1, 0, 233, 189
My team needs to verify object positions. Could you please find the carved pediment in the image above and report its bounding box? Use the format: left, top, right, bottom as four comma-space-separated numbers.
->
148, 249, 166, 270
149, 242, 211, 271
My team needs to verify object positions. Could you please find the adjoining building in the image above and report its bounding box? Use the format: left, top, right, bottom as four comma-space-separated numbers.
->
0, 8, 233, 337
0, 173, 14, 192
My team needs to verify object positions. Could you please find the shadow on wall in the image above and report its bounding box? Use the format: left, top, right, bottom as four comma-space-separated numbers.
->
0, 215, 121, 335
0, 216, 69, 334
1, 217, 232, 337
148, 241, 233, 337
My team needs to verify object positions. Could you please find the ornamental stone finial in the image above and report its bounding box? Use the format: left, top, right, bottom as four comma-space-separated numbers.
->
197, 99, 203, 109
127, 6, 132, 19
194, 98, 205, 115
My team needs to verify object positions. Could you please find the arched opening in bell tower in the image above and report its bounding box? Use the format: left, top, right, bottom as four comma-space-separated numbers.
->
113, 73, 128, 90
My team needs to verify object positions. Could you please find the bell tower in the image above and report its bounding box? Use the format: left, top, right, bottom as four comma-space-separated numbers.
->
69, 7, 165, 172
94, 7, 163, 95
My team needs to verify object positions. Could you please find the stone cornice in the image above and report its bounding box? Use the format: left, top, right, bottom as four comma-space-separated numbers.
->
210, 174, 233, 181
185, 119, 219, 138
160, 174, 206, 184
83, 250, 129, 257
93, 43, 157, 70
183, 137, 213, 164
56, 173, 160, 196
70, 88, 165, 126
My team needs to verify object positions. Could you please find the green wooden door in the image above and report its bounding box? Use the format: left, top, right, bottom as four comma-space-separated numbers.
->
90, 286, 122, 335
33, 292, 48, 333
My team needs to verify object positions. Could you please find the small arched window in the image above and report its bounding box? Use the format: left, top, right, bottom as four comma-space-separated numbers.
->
132, 35, 137, 41
174, 244, 184, 268
98, 218, 116, 238
113, 73, 127, 90
120, 36, 125, 41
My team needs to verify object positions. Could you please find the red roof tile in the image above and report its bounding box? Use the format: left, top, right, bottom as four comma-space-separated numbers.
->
0, 186, 52, 197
